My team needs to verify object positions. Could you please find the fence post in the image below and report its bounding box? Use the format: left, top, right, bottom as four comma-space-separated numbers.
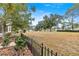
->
55, 52, 57, 56
51, 50, 53, 56
41, 43, 43, 56
44, 46, 46, 56
47, 48, 49, 56
31, 39, 33, 53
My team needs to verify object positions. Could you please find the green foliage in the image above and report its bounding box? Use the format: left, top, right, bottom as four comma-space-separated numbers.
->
0, 3, 36, 35
31, 6, 36, 12
35, 14, 63, 31
2, 34, 10, 46
23, 29, 26, 33
66, 3, 79, 15
57, 30, 79, 32
15, 34, 27, 50
65, 4, 79, 30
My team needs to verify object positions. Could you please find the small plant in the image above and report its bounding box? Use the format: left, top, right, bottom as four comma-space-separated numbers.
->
14, 33, 27, 55
2, 34, 10, 47
15, 36, 26, 49
23, 29, 26, 33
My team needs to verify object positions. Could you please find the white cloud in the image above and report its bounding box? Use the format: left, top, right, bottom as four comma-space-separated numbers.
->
44, 4, 51, 7
32, 12, 51, 26
50, 4, 64, 9
32, 18, 43, 26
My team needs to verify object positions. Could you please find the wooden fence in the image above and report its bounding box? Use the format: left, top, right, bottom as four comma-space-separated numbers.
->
22, 34, 62, 56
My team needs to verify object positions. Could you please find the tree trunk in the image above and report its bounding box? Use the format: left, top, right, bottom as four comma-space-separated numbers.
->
72, 20, 74, 30
50, 28, 52, 32
62, 23, 65, 30
2, 24, 5, 39
71, 16, 74, 30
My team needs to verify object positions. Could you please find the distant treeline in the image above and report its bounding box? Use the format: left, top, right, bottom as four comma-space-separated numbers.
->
57, 30, 79, 32
34, 4, 79, 32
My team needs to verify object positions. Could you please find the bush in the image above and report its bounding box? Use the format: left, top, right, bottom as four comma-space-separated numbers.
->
57, 30, 79, 32
5, 32, 12, 37
15, 33, 27, 50
14, 34, 27, 55
2, 35, 10, 47
23, 30, 26, 33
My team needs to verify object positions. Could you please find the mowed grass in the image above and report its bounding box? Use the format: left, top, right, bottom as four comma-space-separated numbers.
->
25, 31, 79, 56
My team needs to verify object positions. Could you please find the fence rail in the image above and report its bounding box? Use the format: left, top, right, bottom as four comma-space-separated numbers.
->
22, 34, 62, 56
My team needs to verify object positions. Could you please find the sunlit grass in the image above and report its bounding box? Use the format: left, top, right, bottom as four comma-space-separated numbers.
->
25, 31, 79, 56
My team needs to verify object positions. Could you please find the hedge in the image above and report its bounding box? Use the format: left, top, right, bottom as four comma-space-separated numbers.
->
57, 30, 79, 32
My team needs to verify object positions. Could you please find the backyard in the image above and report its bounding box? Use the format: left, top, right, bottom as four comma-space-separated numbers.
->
0, 3, 79, 56
26, 32, 79, 56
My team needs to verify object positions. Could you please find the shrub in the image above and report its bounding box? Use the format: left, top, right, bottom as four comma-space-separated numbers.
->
2, 35, 10, 47
6, 32, 11, 35
23, 30, 26, 33
15, 33, 27, 50
57, 30, 79, 32
14, 33, 27, 55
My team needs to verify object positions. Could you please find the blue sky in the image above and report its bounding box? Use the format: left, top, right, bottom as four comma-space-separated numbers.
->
0, 3, 78, 26
28, 3, 74, 26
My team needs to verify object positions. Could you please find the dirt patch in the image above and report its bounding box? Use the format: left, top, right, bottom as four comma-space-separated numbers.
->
0, 46, 32, 56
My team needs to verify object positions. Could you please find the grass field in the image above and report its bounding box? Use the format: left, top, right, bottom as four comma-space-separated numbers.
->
25, 31, 79, 56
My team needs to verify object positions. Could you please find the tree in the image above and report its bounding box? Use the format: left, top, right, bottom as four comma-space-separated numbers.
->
0, 3, 36, 55
43, 15, 49, 30
66, 4, 79, 14
66, 3, 79, 30
35, 21, 44, 31
35, 14, 62, 31
49, 14, 57, 30
49, 14, 63, 30
0, 4, 26, 39
0, 3, 35, 38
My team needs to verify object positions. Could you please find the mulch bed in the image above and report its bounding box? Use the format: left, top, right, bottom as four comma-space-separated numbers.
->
0, 46, 33, 56
0, 34, 33, 56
